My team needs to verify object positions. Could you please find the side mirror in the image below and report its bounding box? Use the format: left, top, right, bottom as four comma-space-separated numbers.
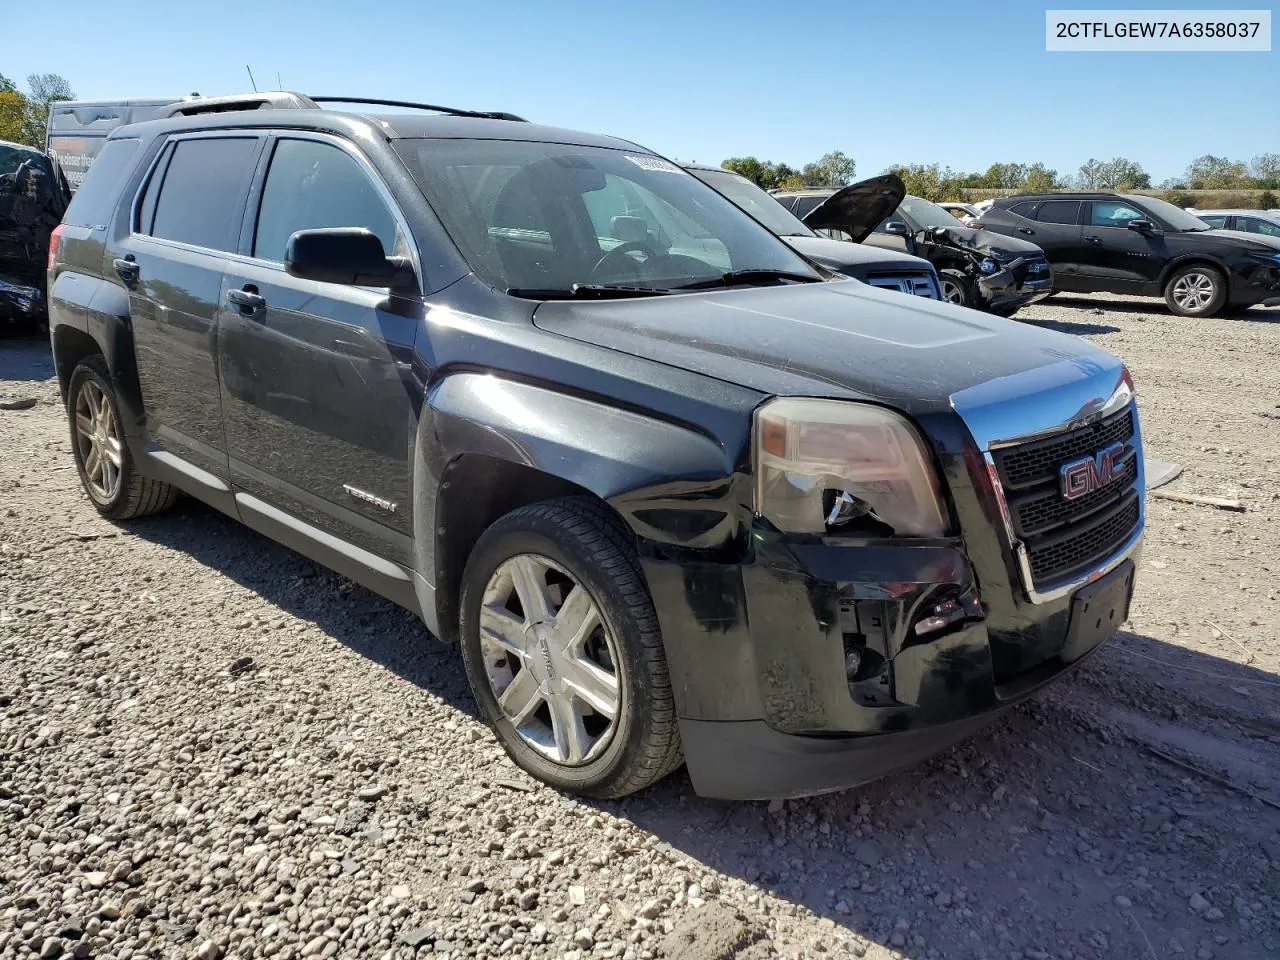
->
885, 221, 910, 236
284, 228, 414, 290
1127, 218, 1158, 234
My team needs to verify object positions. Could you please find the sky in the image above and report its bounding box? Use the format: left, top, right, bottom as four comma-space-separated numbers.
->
6, 0, 1277, 183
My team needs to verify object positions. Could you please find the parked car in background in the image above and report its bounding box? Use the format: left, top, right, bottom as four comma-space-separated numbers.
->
1192, 209, 1280, 238
49, 92, 1145, 801
685, 165, 939, 299
940, 201, 982, 227
978, 193, 1280, 317
0, 139, 70, 333
773, 182, 1052, 315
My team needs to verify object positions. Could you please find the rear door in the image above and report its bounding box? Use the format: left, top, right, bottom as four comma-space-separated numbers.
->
111, 133, 264, 479
1023, 199, 1083, 278
217, 133, 419, 564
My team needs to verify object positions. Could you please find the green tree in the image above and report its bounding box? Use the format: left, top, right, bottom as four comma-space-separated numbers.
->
20, 72, 74, 146
1247, 153, 1280, 189
1184, 154, 1249, 189
1077, 157, 1149, 190
1020, 163, 1059, 192
799, 150, 855, 188
884, 163, 964, 202
720, 157, 801, 190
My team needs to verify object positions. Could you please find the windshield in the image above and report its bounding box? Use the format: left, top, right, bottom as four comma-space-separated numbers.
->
687, 167, 814, 238
1125, 195, 1211, 232
896, 196, 963, 230
393, 139, 821, 295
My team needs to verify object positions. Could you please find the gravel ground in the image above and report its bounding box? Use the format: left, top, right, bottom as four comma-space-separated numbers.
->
2, 292, 1278, 960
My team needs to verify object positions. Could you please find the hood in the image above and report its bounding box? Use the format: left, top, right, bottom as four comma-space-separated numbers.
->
928, 222, 1045, 259
532, 280, 1118, 408
799, 174, 905, 243
782, 235, 935, 273
1198, 228, 1280, 252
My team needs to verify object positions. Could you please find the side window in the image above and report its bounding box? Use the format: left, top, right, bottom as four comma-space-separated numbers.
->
1089, 201, 1145, 228
1034, 200, 1081, 225
1198, 215, 1228, 229
789, 196, 826, 220
1242, 216, 1280, 237
1008, 201, 1037, 218
135, 144, 172, 235
150, 137, 259, 251
253, 139, 398, 262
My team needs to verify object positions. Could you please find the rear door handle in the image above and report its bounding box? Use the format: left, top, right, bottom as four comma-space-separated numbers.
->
1086, 237, 1103, 245
226, 287, 266, 315
113, 257, 139, 285
1017, 227, 1035, 235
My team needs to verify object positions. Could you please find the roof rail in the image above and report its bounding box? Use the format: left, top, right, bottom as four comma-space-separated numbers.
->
309, 97, 526, 122
156, 92, 319, 117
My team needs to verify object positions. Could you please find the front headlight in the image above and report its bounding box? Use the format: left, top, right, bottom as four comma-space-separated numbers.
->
753, 398, 949, 536
1246, 249, 1280, 264
977, 257, 1000, 274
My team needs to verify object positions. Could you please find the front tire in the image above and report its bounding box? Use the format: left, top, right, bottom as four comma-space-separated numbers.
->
458, 497, 682, 798
939, 269, 974, 308
67, 357, 178, 520
1164, 264, 1226, 317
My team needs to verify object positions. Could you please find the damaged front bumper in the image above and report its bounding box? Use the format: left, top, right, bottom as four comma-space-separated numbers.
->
977, 258, 1053, 312
644, 530, 1135, 800
0, 276, 46, 320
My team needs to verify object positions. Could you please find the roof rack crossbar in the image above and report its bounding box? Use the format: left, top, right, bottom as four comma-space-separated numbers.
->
309, 97, 526, 122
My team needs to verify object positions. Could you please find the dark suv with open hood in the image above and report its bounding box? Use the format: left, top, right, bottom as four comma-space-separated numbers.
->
48, 92, 1144, 800
1, 139, 70, 332
684, 164, 939, 300
978, 193, 1280, 317
774, 180, 1053, 316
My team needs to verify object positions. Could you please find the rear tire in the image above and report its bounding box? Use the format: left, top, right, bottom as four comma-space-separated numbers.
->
1164, 264, 1226, 317
67, 357, 179, 520
458, 497, 682, 798
939, 269, 974, 308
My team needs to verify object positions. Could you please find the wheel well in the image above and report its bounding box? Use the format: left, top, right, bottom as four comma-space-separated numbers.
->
433, 455, 621, 642
1159, 257, 1225, 290
52, 326, 103, 402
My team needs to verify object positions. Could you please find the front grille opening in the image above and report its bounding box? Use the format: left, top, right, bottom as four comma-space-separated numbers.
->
995, 408, 1134, 490
1027, 493, 1140, 586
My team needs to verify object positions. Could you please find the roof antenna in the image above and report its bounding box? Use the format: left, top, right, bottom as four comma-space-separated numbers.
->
245, 65, 258, 92
277, 72, 283, 91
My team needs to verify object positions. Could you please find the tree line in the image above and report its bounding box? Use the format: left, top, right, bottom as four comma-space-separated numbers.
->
0, 72, 75, 148
722, 150, 1280, 206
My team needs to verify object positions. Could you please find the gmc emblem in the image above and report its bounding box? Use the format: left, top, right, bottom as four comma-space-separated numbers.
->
1060, 442, 1128, 501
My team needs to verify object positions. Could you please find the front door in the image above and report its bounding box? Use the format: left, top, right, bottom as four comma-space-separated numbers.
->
217, 134, 420, 564
111, 134, 264, 478
1079, 199, 1166, 290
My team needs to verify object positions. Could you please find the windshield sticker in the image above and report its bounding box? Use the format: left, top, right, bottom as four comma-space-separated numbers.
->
625, 155, 684, 174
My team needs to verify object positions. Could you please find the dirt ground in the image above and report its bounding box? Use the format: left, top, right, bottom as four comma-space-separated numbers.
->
2, 292, 1278, 960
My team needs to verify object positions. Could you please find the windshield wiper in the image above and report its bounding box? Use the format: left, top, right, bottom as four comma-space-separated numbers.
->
507, 283, 671, 300
673, 269, 821, 291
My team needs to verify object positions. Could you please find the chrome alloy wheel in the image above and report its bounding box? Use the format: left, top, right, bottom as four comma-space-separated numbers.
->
479, 554, 621, 766
74, 380, 123, 500
941, 279, 965, 304
1171, 271, 1215, 312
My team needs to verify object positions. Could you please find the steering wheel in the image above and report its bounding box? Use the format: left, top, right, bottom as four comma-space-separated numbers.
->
591, 241, 659, 280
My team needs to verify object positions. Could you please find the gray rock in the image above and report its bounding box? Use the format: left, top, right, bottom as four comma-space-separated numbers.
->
357, 786, 388, 802
193, 940, 222, 960
1189, 893, 1211, 913
854, 841, 882, 868
40, 938, 65, 960
399, 926, 436, 948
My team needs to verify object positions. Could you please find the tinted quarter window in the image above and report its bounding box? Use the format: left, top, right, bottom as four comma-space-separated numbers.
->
151, 138, 258, 251
253, 139, 398, 262
1008, 201, 1037, 218
1034, 200, 1081, 225
61, 138, 140, 228
1090, 201, 1144, 227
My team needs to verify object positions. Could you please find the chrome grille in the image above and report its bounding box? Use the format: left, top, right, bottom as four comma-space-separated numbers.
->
864, 272, 939, 300
992, 404, 1141, 588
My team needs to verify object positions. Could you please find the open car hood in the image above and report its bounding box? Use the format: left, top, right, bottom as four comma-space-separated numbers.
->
799, 174, 906, 244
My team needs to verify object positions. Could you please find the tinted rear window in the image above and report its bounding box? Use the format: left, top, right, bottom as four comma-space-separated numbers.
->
1008, 201, 1036, 218
1034, 200, 1081, 224
62, 138, 140, 228
150, 137, 258, 252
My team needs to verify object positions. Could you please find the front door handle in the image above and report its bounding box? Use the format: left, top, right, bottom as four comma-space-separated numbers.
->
1017, 227, 1035, 235
1086, 236, 1103, 245
113, 257, 139, 286
226, 286, 266, 315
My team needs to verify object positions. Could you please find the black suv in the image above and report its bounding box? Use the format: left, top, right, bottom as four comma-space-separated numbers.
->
979, 193, 1280, 317
772, 182, 1053, 316
48, 93, 1146, 800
